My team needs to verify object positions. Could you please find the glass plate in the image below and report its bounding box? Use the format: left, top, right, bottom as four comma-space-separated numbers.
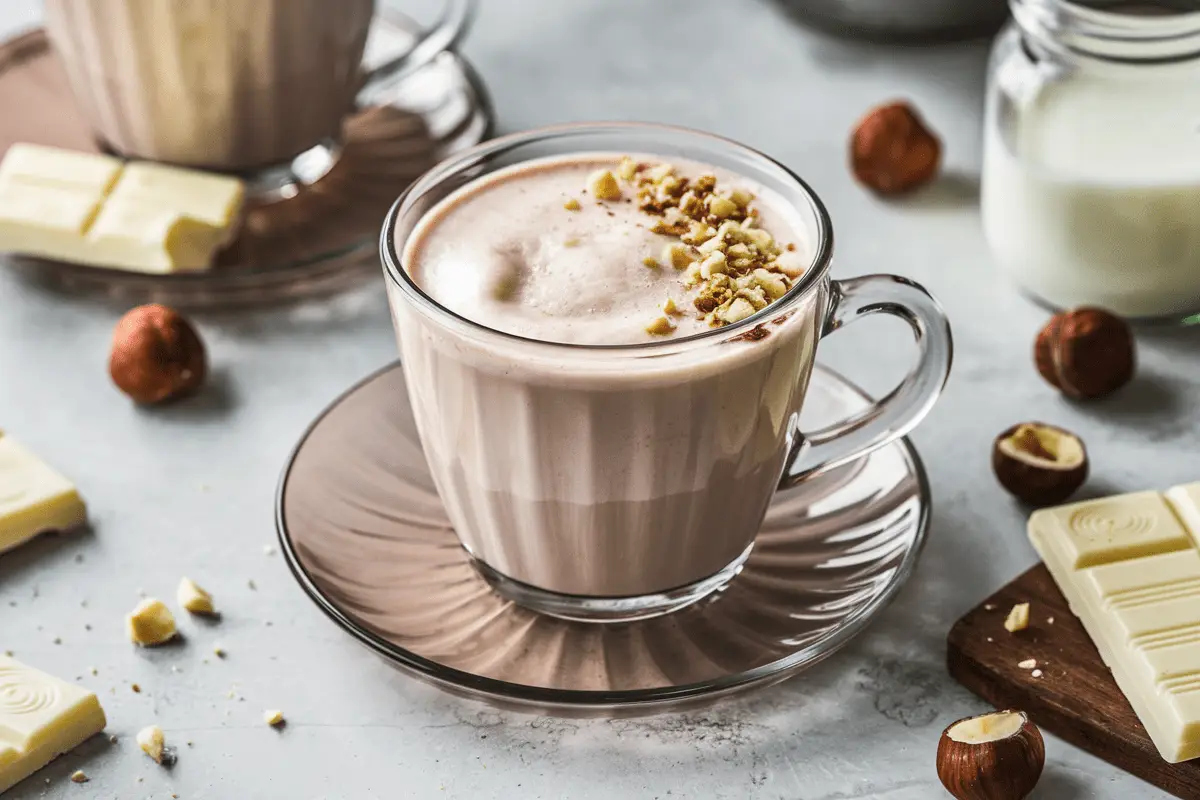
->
276, 361, 931, 715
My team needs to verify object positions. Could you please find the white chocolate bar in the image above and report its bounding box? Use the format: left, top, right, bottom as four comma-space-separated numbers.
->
0, 431, 87, 555
0, 656, 107, 793
1029, 483, 1200, 762
0, 143, 243, 274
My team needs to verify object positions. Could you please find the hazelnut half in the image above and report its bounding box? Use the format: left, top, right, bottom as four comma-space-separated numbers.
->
109, 305, 207, 405
993, 422, 1088, 506
1034, 307, 1135, 399
937, 710, 1045, 800
850, 101, 941, 196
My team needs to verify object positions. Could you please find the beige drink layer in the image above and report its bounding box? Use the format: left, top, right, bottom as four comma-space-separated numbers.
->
404, 155, 808, 345
392, 154, 820, 598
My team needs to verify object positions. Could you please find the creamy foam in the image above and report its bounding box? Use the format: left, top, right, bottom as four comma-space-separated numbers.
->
403, 156, 809, 345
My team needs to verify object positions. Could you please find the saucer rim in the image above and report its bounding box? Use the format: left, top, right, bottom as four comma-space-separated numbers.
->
275, 360, 932, 711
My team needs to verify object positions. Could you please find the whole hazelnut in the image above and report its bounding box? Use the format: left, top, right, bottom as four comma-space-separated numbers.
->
1034, 307, 1135, 399
937, 710, 1045, 800
109, 304, 207, 405
992, 422, 1088, 506
850, 100, 941, 196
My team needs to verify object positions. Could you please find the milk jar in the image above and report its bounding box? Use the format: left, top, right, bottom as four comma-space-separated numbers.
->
982, 0, 1200, 318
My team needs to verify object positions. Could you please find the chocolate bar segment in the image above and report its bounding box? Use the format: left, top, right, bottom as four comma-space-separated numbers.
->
1030, 482, 1200, 762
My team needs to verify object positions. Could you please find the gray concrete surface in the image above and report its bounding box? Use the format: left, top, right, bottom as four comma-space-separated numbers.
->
0, 0, 1185, 797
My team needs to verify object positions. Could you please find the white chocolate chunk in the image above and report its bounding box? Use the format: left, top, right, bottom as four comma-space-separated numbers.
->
126, 599, 177, 647
0, 143, 244, 274
0, 655, 107, 793
0, 431, 87, 556
177, 577, 215, 615
136, 725, 166, 764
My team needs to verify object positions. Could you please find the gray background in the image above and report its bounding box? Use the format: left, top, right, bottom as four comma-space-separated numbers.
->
0, 0, 1187, 797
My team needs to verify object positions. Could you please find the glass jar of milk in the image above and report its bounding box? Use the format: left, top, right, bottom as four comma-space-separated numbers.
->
982, 0, 1200, 318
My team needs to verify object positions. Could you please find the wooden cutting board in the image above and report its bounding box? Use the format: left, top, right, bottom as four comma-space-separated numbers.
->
947, 564, 1200, 799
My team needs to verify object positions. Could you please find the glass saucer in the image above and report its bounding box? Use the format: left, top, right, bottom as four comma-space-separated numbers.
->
276, 362, 930, 714
0, 9, 494, 308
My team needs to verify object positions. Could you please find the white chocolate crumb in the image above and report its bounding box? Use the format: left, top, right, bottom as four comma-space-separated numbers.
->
1017, 658, 1037, 669
1031, 669, 1043, 678
1047, 617, 1055, 625
1004, 602, 1030, 633
137, 725, 166, 764
984, 603, 997, 611
586, 169, 621, 201
126, 599, 177, 646
264, 709, 286, 727
986, 637, 994, 643
177, 577, 215, 616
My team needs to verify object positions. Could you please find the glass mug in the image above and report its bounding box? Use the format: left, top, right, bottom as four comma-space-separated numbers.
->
44, 0, 473, 174
381, 123, 953, 623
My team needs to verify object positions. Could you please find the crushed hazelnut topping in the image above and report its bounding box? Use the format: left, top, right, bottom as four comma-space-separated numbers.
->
645, 316, 676, 336
70, 770, 88, 783
662, 298, 681, 316
264, 709, 286, 727
587, 169, 622, 201
642, 257, 660, 269
617, 157, 638, 182
563, 238, 580, 248
608, 156, 805, 336
663, 243, 696, 270
563, 198, 582, 211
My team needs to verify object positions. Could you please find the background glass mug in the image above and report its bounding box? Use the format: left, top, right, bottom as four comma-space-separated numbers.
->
43, 0, 474, 172
381, 123, 953, 623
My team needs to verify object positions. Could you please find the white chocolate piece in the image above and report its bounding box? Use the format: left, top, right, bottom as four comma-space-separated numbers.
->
136, 725, 165, 764
0, 656, 107, 793
0, 143, 121, 194
126, 599, 177, 646
264, 709, 285, 727
0, 431, 87, 555
177, 577, 215, 615
1029, 482, 1200, 762
0, 143, 243, 274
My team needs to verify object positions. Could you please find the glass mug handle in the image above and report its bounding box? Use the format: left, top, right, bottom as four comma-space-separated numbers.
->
781, 275, 953, 487
356, 0, 476, 105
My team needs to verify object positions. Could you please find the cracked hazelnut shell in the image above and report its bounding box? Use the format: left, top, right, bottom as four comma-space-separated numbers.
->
993, 422, 1088, 506
1035, 307, 1135, 399
937, 710, 1045, 800
109, 304, 207, 405
850, 100, 941, 196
